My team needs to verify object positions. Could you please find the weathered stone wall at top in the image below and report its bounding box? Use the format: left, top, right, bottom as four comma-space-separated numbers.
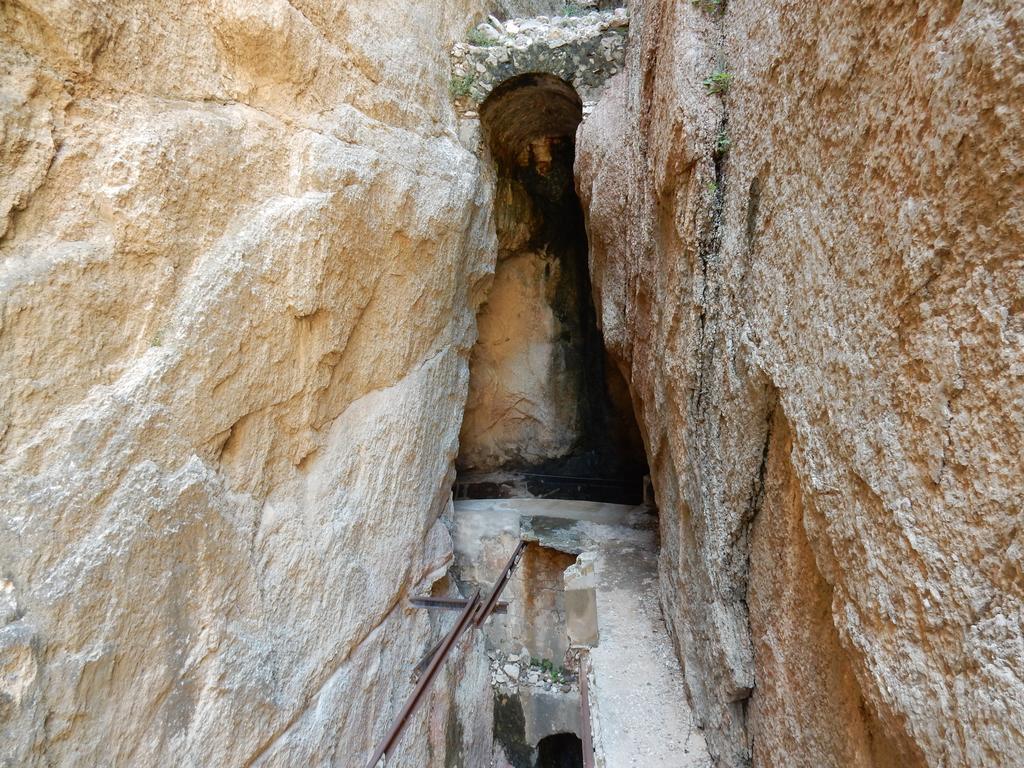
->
485, 2, 630, 24
578, 0, 1023, 766
0, 1, 498, 766
451, 9, 629, 105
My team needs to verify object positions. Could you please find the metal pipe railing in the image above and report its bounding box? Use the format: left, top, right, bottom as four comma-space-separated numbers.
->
474, 540, 528, 627
579, 650, 596, 768
365, 540, 529, 767
365, 590, 481, 768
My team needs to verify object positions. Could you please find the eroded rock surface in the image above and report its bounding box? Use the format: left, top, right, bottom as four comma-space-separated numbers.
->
0, 1, 501, 765
577, 0, 1024, 765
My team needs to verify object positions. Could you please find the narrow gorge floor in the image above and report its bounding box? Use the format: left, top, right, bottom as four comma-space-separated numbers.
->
451, 498, 712, 766
588, 526, 712, 767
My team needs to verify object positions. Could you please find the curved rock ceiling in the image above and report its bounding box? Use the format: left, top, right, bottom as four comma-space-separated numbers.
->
481, 73, 583, 166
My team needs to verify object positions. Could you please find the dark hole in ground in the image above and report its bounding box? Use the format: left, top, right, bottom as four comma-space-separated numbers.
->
535, 732, 584, 768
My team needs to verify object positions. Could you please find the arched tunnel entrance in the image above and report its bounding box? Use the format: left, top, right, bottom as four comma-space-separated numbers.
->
456, 73, 648, 505
536, 733, 584, 768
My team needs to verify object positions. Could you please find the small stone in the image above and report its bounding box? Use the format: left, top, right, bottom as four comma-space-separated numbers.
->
503, 662, 520, 679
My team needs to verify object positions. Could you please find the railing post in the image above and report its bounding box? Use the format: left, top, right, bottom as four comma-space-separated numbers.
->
364, 589, 481, 768
364, 539, 529, 766
579, 650, 596, 768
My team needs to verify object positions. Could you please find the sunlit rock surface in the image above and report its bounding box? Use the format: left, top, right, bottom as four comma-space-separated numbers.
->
577, 0, 1024, 765
0, 1, 504, 765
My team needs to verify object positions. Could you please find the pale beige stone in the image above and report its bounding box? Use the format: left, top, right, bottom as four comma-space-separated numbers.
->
0, 1, 501, 765
459, 247, 580, 471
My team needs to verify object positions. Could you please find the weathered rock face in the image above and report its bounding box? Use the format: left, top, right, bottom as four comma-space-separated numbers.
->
577, 0, 1023, 766
0, 1, 507, 765
458, 134, 589, 474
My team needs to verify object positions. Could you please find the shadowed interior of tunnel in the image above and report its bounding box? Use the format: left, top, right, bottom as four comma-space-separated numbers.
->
536, 733, 584, 768
456, 73, 649, 505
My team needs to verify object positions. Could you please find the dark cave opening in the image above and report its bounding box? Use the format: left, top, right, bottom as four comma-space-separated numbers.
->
535, 732, 585, 768
456, 73, 649, 505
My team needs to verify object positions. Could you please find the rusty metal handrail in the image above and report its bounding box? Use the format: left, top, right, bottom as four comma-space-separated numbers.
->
409, 596, 508, 613
365, 540, 529, 767
579, 650, 595, 768
474, 539, 527, 627
365, 589, 481, 768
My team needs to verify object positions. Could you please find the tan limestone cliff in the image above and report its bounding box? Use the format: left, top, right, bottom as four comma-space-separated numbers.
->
577, 0, 1023, 766
0, 1, 504, 765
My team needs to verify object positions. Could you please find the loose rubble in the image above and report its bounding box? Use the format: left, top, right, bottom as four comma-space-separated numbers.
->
488, 647, 579, 696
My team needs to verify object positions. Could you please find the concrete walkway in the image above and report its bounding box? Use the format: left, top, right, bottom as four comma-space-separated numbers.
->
451, 498, 712, 767
586, 528, 712, 767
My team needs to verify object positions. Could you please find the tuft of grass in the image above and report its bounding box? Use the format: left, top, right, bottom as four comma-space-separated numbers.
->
702, 69, 732, 95
449, 73, 475, 98
706, 180, 719, 195
691, 0, 726, 14
714, 130, 731, 157
562, 2, 589, 16
467, 27, 498, 46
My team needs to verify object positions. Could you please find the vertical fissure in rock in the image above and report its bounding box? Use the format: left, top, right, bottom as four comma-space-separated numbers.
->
456, 72, 648, 504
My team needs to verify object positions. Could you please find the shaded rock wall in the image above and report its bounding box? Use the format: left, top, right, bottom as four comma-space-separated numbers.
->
577, 0, 1023, 765
0, 1, 500, 765
458, 74, 646, 491
458, 136, 589, 473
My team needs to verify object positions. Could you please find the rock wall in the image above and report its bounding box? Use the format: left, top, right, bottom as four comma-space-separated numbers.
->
458, 136, 588, 474
0, 1, 502, 765
577, 0, 1023, 766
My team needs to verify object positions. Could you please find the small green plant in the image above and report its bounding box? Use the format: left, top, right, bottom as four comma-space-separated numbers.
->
691, 0, 725, 14
562, 2, 589, 16
703, 70, 733, 94
467, 27, 498, 46
533, 658, 567, 684
702, 69, 733, 95
706, 180, 719, 195
150, 328, 164, 347
714, 130, 731, 157
449, 73, 475, 99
